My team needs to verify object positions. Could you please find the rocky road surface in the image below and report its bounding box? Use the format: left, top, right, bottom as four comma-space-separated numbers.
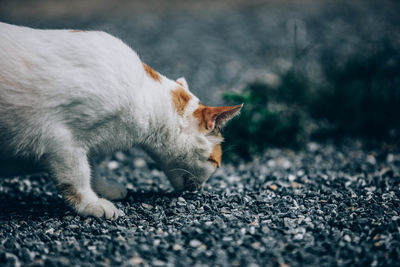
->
1, 141, 400, 266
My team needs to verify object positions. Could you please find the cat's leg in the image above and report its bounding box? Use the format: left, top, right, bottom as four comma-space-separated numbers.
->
90, 162, 127, 200
48, 146, 120, 219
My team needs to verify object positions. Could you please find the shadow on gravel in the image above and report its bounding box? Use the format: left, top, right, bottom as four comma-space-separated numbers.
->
0, 174, 73, 220
0, 187, 181, 220
125, 190, 179, 200
124, 189, 186, 208
0, 191, 69, 220
0, 184, 183, 220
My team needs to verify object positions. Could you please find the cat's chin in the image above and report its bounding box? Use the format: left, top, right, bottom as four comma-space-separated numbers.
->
183, 176, 202, 192
167, 174, 202, 192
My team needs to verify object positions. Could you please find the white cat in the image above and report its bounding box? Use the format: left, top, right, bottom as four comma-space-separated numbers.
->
0, 22, 242, 219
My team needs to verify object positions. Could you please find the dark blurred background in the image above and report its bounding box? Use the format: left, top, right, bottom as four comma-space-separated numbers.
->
1, 0, 399, 161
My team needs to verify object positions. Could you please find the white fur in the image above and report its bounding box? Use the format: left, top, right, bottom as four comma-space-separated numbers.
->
0, 22, 221, 219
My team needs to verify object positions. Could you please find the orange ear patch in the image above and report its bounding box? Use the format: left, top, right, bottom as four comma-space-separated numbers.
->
193, 104, 243, 132
143, 63, 161, 82
171, 87, 192, 115
208, 144, 222, 168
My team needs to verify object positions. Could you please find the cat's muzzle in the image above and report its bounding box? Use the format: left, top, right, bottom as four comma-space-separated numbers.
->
183, 175, 202, 191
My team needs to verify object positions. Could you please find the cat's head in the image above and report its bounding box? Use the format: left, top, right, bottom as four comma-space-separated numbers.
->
162, 77, 242, 191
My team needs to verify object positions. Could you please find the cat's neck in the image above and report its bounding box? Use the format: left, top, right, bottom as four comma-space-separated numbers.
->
132, 73, 182, 156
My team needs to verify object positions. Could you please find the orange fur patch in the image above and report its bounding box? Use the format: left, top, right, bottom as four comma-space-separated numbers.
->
69, 30, 87, 32
208, 144, 222, 168
171, 87, 192, 115
143, 63, 161, 82
59, 183, 82, 206
193, 104, 208, 132
193, 104, 242, 132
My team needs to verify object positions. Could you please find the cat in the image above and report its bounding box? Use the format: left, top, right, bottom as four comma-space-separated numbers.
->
0, 22, 242, 219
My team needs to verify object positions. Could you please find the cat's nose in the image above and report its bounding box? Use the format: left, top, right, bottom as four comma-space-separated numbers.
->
183, 176, 201, 191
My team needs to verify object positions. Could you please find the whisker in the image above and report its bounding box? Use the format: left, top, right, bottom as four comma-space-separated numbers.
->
168, 168, 198, 181
223, 144, 237, 153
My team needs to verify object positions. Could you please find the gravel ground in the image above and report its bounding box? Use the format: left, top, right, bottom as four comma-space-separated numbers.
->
1, 141, 400, 266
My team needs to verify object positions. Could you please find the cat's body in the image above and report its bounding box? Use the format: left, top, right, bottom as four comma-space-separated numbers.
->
0, 22, 241, 219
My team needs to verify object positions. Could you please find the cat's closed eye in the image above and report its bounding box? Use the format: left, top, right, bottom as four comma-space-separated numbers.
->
207, 144, 222, 168
207, 158, 219, 168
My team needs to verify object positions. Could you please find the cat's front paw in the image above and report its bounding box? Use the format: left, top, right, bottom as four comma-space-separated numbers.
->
78, 198, 120, 219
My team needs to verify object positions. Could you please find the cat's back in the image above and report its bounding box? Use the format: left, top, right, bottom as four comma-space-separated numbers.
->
0, 22, 143, 91
0, 22, 122, 61
0, 22, 135, 58
0, 22, 144, 111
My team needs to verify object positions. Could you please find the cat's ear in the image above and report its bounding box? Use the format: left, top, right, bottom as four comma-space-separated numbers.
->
176, 77, 189, 89
194, 104, 243, 131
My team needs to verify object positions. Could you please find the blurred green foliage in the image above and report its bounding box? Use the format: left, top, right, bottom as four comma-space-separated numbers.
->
222, 82, 304, 162
222, 39, 400, 161
312, 41, 400, 137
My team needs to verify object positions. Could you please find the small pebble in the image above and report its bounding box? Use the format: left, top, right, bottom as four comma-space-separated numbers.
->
107, 161, 119, 170
141, 203, 153, 210
129, 257, 143, 265
190, 240, 202, 248
268, 184, 278, 191
344, 235, 351, 242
